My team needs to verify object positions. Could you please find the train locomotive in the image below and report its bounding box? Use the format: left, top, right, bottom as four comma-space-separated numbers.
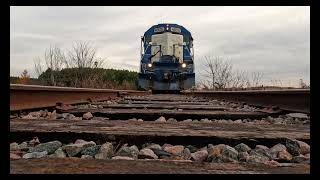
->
138, 24, 195, 93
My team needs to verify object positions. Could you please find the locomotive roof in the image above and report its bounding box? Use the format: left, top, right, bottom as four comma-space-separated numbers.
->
143, 23, 193, 40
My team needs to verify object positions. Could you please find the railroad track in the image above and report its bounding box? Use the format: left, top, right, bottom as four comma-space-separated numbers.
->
10, 84, 310, 174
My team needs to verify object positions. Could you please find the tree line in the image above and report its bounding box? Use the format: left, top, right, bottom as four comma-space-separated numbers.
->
11, 42, 308, 90
32, 41, 138, 89
198, 55, 309, 90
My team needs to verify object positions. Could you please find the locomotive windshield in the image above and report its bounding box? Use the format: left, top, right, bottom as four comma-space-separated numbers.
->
150, 32, 183, 63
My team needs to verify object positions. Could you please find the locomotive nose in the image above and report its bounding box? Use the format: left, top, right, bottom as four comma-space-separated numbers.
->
163, 72, 171, 80
159, 55, 178, 63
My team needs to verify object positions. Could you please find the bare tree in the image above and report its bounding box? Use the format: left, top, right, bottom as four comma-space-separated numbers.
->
67, 41, 104, 69
279, 79, 283, 87
201, 54, 267, 90
194, 82, 203, 90
33, 42, 108, 88
299, 79, 309, 88
45, 46, 65, 70
44, 46, 66, 86
33, 45, 66, 86
251, 72, 264, 87
33, 57, 43, 77
270, 79, 283, 87
202, 56, 233, 90
231, 70, 249, 89
270, 79, 275, 87
197, 79, 212, 90
67, 41, 105, 87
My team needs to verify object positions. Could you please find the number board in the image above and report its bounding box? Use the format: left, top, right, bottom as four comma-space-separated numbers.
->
171, 27, 181, 33
154, 27, 164, 33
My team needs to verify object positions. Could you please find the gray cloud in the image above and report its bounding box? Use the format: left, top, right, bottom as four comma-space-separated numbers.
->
10, 6, 309, 87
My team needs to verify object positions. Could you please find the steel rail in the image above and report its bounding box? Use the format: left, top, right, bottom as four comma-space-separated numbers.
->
10, 84, 309, 114
10, 84, 148, 111
183, 89, 310, 114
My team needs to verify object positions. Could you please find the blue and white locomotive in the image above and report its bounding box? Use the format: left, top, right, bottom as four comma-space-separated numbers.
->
138, 23, 195, 93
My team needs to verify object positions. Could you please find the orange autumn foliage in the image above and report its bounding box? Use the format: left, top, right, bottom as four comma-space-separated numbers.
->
16, 69, 30, 84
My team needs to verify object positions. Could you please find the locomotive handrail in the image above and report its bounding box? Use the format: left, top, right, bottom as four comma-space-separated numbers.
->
148, 45, 162, 62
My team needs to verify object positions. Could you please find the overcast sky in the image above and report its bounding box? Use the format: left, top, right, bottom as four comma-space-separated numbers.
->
10, 6, 310, 87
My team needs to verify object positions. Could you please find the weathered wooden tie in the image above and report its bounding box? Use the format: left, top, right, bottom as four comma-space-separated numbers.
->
10, 119, 309, 147
60, 108, 277, 120
10, 158, 310, 174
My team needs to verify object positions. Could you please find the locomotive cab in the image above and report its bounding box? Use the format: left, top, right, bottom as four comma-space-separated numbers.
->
138, 24, 195, 93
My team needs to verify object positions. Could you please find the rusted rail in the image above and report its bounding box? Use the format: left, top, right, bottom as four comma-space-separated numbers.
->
183, 89, 310, 114
10, 159, 309, 174
11, 84, 309, 114
10, 84, 148, 111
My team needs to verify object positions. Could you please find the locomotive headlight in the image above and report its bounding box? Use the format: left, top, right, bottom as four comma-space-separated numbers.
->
147, 63, 153, 68
182, 63, 187, 68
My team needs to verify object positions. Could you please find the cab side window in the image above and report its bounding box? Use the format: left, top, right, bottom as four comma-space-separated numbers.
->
183, 35, 189, 44
145, 36, 151, 44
